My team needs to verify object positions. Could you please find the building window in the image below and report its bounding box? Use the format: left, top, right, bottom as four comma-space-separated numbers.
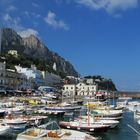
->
71, 87, 73, 89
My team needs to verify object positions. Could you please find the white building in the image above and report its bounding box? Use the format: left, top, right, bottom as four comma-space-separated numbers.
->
0, 62, 22, 90
63, 84, 76, 97
86, 78, 94, 84
18, 73, 31, 90
76, 83, 97, 96
63, 82, 97, 97
15, 65, 44, 89
8, 50, 18, 57
53, 62, 57, 71
66, 76, 80, 84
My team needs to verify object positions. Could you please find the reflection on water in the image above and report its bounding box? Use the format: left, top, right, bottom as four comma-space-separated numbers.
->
92, 111, 140, 140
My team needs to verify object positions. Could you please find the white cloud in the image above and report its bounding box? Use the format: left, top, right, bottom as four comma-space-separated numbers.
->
18, 28, 38, 38
44, 11, 69, 30
6, 5, 17, 12
76, 0, 138, 14
3, 13, 23, 31
24, 11, 30, 17
32, 2, 39, 8
3, 13, 12, 21
32, 12, 41, 18
24, 11, 41, 19
2, 13, 38, 38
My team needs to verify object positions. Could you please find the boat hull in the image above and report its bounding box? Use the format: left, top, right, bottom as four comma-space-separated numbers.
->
0, 126, 10, 135
59, 121, 110, 133
45, 106, 81, 112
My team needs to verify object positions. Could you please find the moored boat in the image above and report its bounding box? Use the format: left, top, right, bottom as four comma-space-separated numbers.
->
127, 101, 140, 112
16, 121, 100, 140
79, 116, 119, 128
22, 115, 48, 127
0, 124, 10, 135
59, 120, 110, 133
134, 110, 140, 119
138, 119, 140, 125
0, 109, 6, 118
116, 97, 132, 108
91, 109, 123, 117
3, 119, 27, 131
45, 106, 81, 112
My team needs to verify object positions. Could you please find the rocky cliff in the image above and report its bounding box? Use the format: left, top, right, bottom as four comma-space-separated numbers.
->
1, 28, 79, 77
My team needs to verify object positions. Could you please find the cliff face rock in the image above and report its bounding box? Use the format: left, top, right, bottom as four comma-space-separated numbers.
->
23, 35, 44, 48
2, 28, 23, 44
1, 28, 25, 53
22, 35, 51, 60
1, 28, 79, 77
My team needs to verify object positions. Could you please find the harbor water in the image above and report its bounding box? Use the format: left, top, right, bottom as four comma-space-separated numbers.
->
93, 111, 140, 140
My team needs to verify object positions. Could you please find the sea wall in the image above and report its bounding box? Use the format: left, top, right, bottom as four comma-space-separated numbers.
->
112, 91, 140, 99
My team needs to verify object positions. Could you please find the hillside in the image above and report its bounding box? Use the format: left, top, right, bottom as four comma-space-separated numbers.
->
0, 28, 79, 77
84, 75, 117, 91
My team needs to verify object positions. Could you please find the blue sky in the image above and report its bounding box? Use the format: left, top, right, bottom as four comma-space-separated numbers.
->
0, 0, 140, 91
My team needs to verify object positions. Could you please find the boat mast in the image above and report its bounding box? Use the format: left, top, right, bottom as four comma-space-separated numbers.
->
87, 102, 90, 126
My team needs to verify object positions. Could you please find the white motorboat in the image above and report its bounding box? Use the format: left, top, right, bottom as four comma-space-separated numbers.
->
22, 115, 48, 127
0, 109, 6, 118
94, 115, 123, 121
92, 109, 123, 117
17, 128, 99, 140
16, 121, 99, 140
134, 110, 140, 119
79, 116, 119, 128
4, 107, 24, 115
45, 106, 81, 112
3, 118, 27, 131
0, 124, 10, 135
138, 119, 140, 125
116, 97, 132, 108
127, 101, 140, 112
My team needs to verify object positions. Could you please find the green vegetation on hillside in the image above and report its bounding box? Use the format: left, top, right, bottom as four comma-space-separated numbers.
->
0, 53, 67, 78
84, 75, 117, 91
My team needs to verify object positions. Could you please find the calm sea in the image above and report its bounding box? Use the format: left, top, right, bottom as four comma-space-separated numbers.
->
93, 111, 140, 140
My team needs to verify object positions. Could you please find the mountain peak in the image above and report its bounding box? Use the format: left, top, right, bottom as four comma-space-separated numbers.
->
1, 27, 79, 77
24, 34, 37, 39
1, 28, 23, 47
23, 34, 44, 48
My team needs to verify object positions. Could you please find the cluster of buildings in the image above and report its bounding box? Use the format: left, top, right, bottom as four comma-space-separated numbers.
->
62, 77, 110, 98
63, 82, 97, 97
0, 59, 108, 98
0, 58, 102, 97
0, 60, 62, 91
